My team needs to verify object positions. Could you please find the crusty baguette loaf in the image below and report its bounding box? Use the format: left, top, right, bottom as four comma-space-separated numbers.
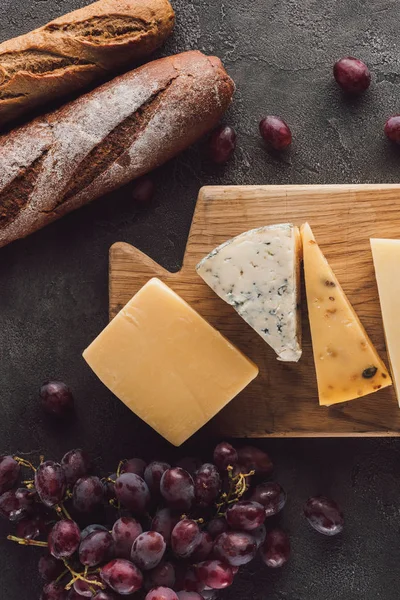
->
0, 51, 234, 249
0, 0, 175, 127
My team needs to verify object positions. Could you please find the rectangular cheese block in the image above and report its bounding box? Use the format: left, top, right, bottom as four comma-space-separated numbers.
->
83, 278, 258, 446
371, 238, 400, 406
196, 224, 302, 362
302, 223, 391, 406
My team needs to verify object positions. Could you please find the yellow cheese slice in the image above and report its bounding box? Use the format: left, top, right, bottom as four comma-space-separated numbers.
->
371, 238, 400, 406
83, 278, 258, 446
301, 223, 391, 406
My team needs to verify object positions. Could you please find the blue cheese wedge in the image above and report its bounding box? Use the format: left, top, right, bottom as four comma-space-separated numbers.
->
196, 224, 302, 362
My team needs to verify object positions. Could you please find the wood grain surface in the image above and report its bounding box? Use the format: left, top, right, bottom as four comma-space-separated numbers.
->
109, 184, 400, 438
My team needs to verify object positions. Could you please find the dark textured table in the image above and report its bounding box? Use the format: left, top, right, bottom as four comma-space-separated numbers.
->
1, 0, 400, 598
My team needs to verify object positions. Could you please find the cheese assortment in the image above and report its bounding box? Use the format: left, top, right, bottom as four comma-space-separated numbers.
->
371, 239, 400, 405
83, 278, 258, 446
196, 224, 302, 362
301, 223, 391, 406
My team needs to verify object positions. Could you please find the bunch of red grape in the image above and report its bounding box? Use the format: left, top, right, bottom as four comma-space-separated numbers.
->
0, 443, 344, 599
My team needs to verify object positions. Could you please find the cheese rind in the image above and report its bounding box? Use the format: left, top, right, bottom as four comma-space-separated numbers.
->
371, 238, 400, 406
301, 223, 391, 406
83, 278, 258, 446
196, 224, 302, 362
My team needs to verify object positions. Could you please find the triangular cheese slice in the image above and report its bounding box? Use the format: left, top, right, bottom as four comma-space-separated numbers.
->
301, 223, 391, 406
196, 224, 302, 362
371, 238, 400, 406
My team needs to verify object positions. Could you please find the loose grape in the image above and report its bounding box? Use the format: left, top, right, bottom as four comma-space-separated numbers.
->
73, 574, 103, 597
79, 530, 114, 566
209, 125, 237, 164
260, 529, 290, 568
61, 449, 90, 485
237, 446, 273, 476
131, 531, 166, 570
100, 559, 143, 595
252, 524, 267, 549
38, 554, 65, 582
191, 531, 213, 561
304, 496, 344, 536
333, 57, 371, 94
206, 517, 228, 539
41, 581, 67, 599
145, 587, 178, 600
112, 517, 143, 559
384, 116, 400, 144
115, 473, 150, 513
121, 458, 147, 477
194, 464, 220, 506
250, 482, 286, 517
160, 468, 195, 510
40, 381, 74, 417
259, 117, 292, 150
0, 455, 20, 494
196, 561, 233, 590
35, 461, 67, 507
144, 462, 171, 495
131, 177, 155, 203
213, 443, 238, 471
48, 520, 80, 560
226, 501, 265, 531
151, 508, 179, 545
213, 531, 257, 566
145, 562, 176, 591
171, 519, 201, 559
73, 476, 104, 512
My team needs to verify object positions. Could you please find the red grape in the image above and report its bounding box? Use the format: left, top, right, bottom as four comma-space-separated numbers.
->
250, 482, 286, 516
73, 476, 104, 512
81, 524, 108, 541
177, 593, 204, 600
35, 461, 67, 507
171, 519, 201, 559
73, 574, 103, 597
131, 176, 155, 203
61, 449, 90, 485
226, 501, 265, 531
151, 508, 179, 545
175, 566, 205, 594
237, 446, 273, 476
48, 519, 80, 559
40, 381, 74, 417
131, 531, 166, 570
260, 529, 290, 568
115, 473, 150, 513
191, 531, 213, 561
384, 115, 400, 144
259, 116, 292, 150
213, 443, 238, 471
213, 531, 257, 566
17, 515, 48, 540
304, 496, 344, 536
209, 125, 237, 164
145, 562, 176, 591
38, 554, 65, 582
79, 530, 114, 566
0, 455, 20, 494
100, 559, 143, 595
160, 468, 194, 510
145, 588, 178, 600
175, 458, 201, 476
145, 462, 171, 495
121, 458, 147, 477
0, 490, 23, 521
333, 57, 371, 94
41, 581, 67, 599
112, 517, 143, 559
252, 524, 266, 548
206, 517, 228, 539
196, 561, 233, 589
194, 464, 220, 506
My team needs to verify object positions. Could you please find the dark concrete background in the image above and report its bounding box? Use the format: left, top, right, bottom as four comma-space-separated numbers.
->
1, 0, 400, 598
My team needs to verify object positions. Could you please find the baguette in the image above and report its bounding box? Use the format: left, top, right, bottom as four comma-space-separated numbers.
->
0, 51, 234, 249
0, 0, 175, 127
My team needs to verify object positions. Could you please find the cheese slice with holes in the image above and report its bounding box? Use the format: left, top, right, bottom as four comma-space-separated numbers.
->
371, 238, 400, 406
302, 223, 391, 406
196, 224, 302, 362
83, 278, 258, 446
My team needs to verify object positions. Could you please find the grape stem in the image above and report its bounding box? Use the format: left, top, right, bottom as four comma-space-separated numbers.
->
13, 457, 36, 472
7, 535, 48, 547
55, 502, 72, 520
116, 461, 125, 477
63, 561, 104, 591
215, 465, 255, 516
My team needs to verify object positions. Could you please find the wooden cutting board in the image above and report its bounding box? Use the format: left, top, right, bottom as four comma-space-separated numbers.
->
109, 184, 400, 438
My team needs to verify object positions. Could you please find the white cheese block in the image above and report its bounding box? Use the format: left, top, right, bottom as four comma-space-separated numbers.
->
196, 224, 302, 362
